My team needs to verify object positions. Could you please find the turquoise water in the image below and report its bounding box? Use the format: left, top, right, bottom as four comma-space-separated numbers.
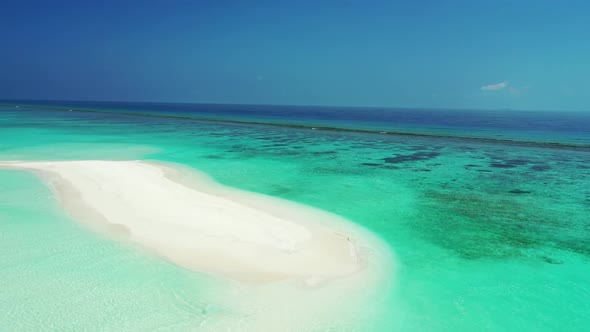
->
1, 104, 589, 331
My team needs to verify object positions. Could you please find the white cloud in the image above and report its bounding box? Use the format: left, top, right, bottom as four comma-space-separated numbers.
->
481, 81, 508, 91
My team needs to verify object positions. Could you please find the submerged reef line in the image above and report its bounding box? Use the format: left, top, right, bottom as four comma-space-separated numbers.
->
3, 103, 590, 151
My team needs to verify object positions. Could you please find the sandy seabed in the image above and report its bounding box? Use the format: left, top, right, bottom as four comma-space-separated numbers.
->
0, 160, 395, 330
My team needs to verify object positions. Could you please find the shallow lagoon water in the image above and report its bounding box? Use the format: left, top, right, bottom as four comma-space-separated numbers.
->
1, 104, 589, 331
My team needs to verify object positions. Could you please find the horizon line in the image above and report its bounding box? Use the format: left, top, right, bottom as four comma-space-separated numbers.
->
0, 98, 587, 114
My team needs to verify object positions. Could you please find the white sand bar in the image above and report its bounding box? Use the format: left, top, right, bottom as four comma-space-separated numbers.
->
0, 160, 387, 285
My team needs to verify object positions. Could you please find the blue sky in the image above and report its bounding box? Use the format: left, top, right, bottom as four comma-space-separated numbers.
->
1, 0, 589, 111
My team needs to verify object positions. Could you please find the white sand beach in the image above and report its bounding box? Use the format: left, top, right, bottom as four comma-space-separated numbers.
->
0, 160, 394, 330
0, 160, 388, 284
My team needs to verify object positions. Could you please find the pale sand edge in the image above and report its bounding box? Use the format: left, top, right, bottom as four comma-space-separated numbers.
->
0, 160, 395, 286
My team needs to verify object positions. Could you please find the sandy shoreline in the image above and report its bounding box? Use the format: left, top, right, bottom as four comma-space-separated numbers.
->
0, 160, 388, 285
0, 159, 395, 329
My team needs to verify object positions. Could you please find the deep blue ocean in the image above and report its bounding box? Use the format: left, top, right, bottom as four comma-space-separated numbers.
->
3, 100, 589, 146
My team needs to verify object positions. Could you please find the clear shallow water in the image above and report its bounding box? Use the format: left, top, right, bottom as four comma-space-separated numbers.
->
1, 103, 589, 331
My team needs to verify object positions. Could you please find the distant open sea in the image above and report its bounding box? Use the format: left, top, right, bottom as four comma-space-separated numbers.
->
4, 100, 590, 146
1, 100, 589, 331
